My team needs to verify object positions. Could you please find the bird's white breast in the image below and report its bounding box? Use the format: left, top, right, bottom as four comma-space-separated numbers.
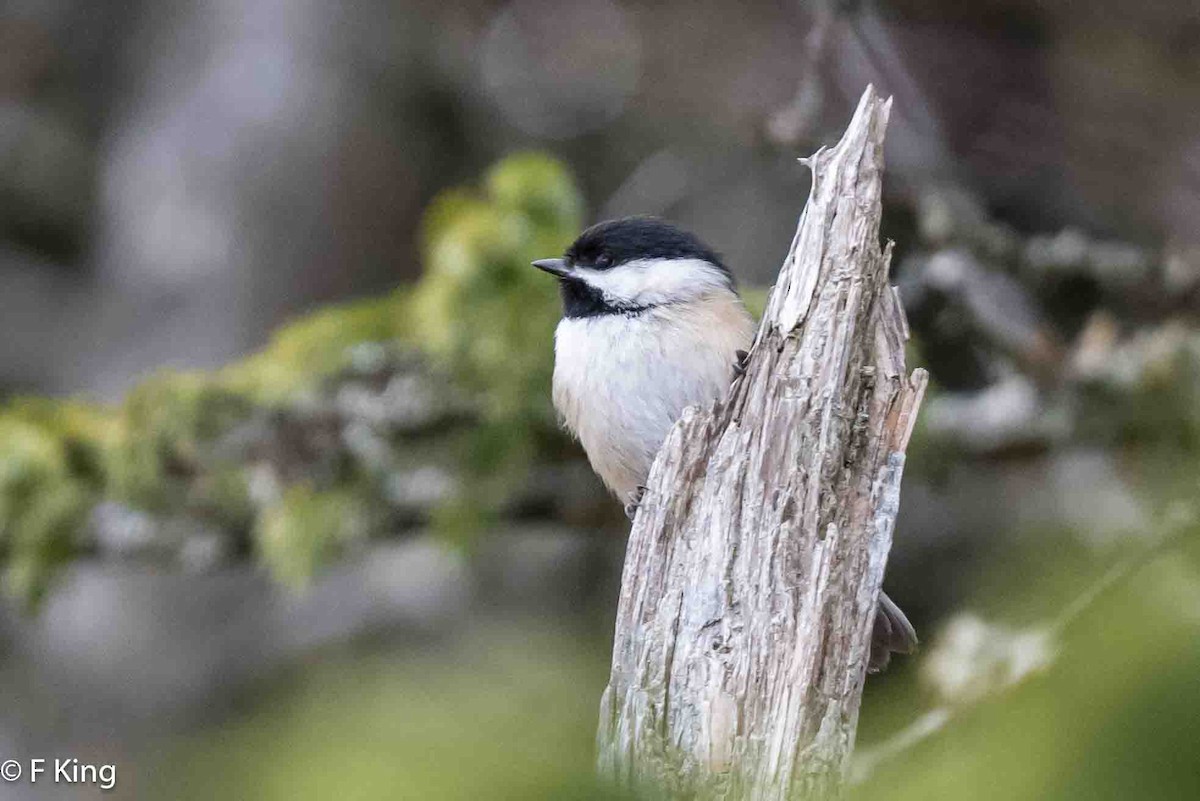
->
552, 291, 754, 503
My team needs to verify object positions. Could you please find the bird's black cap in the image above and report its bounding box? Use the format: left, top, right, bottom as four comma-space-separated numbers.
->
565, 217, 729, 275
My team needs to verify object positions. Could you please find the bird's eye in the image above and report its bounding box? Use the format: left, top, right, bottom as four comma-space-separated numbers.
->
595, 253, 613, 269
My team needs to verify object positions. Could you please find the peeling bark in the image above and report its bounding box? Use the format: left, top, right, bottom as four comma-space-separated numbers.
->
596, 86, 928, 800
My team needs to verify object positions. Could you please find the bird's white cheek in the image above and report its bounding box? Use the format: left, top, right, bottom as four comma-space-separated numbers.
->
575, 258, 729, 306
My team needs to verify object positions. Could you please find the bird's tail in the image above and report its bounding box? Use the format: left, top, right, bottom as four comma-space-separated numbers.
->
868, 590, 918, 674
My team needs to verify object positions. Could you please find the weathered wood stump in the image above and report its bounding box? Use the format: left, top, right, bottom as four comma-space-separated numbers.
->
597, 86, 928, 800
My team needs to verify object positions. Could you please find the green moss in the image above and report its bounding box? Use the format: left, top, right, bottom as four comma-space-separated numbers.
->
0, 407, 108, 604
224, 292, 411, 404
412, 153, 581, 418
190, 466, 256, 533
0, 396, 118, 482
0, 152, 587, 597
106, 371, 254, 512
410, 152, 584, 540
255, 485, 371, 588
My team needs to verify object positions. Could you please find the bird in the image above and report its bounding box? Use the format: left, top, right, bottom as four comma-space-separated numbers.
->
533, 216, 916, 673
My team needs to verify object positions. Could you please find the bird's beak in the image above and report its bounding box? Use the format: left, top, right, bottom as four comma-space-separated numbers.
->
532, 258, 571, 278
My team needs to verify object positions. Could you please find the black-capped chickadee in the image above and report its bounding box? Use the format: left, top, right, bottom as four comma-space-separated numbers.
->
534, 216, 915, 672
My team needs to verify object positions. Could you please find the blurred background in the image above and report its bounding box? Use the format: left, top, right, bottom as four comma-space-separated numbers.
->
1, 0, 1198, 798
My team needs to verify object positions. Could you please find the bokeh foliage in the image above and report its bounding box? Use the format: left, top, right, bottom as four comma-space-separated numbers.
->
851, 526, 1200, 801
148, 625, 636, 801
140, 523, 1200, 801
0, 152, 582, 603
413, 153, 583, 538
0, 398, 113, 603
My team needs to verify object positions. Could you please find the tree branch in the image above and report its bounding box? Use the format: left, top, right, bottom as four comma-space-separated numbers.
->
596, 86, 927, 800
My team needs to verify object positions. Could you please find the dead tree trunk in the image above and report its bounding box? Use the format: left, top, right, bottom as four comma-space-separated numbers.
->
596, 87, 928, 800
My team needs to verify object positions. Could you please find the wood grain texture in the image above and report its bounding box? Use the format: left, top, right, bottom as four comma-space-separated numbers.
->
596, 86, 928, 800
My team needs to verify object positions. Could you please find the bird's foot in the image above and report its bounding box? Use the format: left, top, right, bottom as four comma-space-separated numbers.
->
732, 349, 750, 379
624, 486, 647, 521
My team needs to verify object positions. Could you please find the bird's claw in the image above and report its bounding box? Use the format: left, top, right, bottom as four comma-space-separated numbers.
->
732, 349, 750, 378
624, 485, 648, 521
